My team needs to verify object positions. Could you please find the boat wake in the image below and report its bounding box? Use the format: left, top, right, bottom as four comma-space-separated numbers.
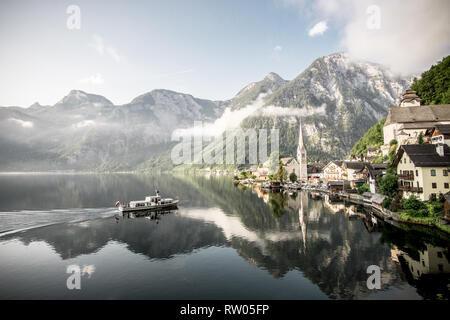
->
0, 207, 117, 237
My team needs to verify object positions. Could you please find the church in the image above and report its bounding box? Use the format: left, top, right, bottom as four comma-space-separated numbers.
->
279, 120, 308, 181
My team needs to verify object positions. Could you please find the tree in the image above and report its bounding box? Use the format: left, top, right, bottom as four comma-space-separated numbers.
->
418, 132, 424, 144
377, 167, 398, 197
411, 55, 450, 105
268, 151, 280, 174
357, 183, 370, 195
289, 172, 297, 182
273, 160, 288, 183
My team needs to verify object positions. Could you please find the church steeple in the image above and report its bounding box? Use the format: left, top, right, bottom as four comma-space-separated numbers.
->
297, 119, 308, 181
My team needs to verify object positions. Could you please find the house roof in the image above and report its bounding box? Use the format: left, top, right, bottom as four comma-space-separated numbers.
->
371, 193, 386, 204
343, 161, 367, 170
426, 124, 450, 136
385, 105, 450, 126
444, 192, 450, 203
393, 144, 450, 167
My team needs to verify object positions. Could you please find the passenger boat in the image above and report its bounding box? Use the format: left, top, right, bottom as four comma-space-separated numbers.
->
116, 190, 179, 213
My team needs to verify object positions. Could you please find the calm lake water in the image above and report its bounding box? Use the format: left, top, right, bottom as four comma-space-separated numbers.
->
0, 173, 448, 300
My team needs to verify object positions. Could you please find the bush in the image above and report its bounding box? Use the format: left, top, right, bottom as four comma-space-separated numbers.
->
405, 208, 429, 218
357, 183, 370, 195
427, 202, 444, 217
289, 172, 297, 183
389, 139, 398, 146
389, 193, 403, 212
402, 195, 427, 211
382, 197, 391, 209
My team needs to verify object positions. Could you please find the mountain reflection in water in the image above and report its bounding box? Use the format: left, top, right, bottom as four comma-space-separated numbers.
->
0, 174, 448, 299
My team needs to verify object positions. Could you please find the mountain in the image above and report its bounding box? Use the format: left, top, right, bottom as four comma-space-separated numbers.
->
0, 89, 227, 171
0, 52, 411, 171
240, 52, 411, 162
230, 72, 287, 110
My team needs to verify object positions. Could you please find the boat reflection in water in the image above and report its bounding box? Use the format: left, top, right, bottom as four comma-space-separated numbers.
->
0, 174, 448, 299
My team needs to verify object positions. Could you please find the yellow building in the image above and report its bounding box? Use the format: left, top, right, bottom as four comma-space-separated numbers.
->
393, 144, 450, 201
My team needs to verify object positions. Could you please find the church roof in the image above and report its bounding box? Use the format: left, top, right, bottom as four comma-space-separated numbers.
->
280, 157, 298, 166
385, 105, 450, 126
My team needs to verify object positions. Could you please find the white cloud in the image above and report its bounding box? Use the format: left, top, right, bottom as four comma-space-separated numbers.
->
8, 118, 33, 128
72, 120, 96, 129
80, 73, 104, 85
261, 104, 326, 117
308, 21, 328, 37
90, 34, 123, 63
287, 0, 450, 75
274, 45, 283, 52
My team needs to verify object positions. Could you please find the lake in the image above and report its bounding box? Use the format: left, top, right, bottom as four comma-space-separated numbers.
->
0, 173, 448, 299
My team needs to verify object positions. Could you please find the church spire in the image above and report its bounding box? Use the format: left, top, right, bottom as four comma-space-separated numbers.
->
297, 119, 308, 181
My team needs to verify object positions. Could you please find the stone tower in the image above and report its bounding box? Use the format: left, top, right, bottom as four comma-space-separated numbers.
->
297, 119, 308, 181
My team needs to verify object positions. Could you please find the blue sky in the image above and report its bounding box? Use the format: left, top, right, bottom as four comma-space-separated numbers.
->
0, 0, 448, 106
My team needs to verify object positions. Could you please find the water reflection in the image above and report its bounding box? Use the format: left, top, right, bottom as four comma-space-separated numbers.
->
0, 174, 448, 299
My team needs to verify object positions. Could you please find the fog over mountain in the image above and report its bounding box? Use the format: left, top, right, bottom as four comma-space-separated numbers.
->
0, 52, 411, 171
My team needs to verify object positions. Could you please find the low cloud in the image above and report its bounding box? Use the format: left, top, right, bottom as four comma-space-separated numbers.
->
173, 93, 326, 139
308, 21, 328, 37
72, 120, 96, 129
8, 118, 33, 128
261, 104, 326, 117
274, 45, 283, 52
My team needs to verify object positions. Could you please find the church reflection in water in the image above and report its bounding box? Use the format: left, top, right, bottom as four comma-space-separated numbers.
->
1, 174, 448, 299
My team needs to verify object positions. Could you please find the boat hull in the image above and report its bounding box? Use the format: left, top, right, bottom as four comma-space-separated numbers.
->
119, 200, 179, 213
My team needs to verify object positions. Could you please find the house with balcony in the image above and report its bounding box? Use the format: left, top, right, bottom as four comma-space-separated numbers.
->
393, 144, 450, 201
322, 160, 344, 183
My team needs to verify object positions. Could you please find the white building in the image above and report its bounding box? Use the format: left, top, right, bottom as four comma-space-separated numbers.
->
297, 120, 308, 181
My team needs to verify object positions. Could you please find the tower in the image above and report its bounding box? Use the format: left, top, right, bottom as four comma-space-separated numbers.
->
400, 87, 421, 107
297, 119, 308, 181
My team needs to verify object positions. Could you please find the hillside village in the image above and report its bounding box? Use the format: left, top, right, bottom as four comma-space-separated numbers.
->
235, 84, 450, 231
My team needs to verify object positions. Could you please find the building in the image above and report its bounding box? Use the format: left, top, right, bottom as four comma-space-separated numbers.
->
254, 167, 269, 181
399, 87, 422, 107
425, 124, 450, 147
322, 161, 344, 182
307, 163, 325, 185
383, 104, 450, 153
280, 157, 299, 178
297, 120, 308, 181
393, 144, 450, 201
381, 88, 450, 155
342, 161, 367, 184
361, 163, 387, 193
366, 146, 380, 161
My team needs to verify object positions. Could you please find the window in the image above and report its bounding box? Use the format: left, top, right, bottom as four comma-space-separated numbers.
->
416, 170, 418, 176
438, 264, 443, 272
437, 252, 443, 258
432, 183, 437, 189
445, 183, 449, 189
431, 169, 436, 176
444, 169, 448, 176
